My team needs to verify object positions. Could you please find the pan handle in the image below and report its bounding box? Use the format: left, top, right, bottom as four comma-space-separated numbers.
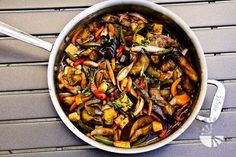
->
0, 21, 53, 52
196, 80, 225, 123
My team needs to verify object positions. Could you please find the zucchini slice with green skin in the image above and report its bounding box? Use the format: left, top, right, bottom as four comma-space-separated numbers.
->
94, 135, 113, 146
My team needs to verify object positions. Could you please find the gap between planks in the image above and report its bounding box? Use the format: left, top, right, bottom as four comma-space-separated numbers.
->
1, 19, 236, 38
0, 1, 217, 12
0, 109, 235, 125
1, 137, 236, 155
0, 78, 235, 95
1, 49, 236, 67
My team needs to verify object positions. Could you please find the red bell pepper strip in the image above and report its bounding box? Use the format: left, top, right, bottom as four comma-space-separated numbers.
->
73, 58, 86, 67
116, 45, 125, 58
90, 82, 107, 100
124, 36, 133, 42
139, 78, 146, 89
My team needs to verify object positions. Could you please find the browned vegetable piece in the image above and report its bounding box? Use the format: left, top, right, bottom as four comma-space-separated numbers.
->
78, 120, 93, 133
174, 104, 191, 121
106, 60, 116, 85
157, 100, 176, 116
130, 124, 152, 142
76, 28, 91, 44
95, 70, 104, 85
130, 53, 150, 75
149, 88, 164, 101
147, 99, 153, 116
103, 108, 118, 125
120, 77, 128, 91
63, 96, 75, 105
182, 75, 194, 92
98, 82, 108, 93
147, 66, 161, 78
102, 14, 119, 23
113, 141, 131, 148
152, 121, 163, 132
150, 55, 160, 64
65, 44, 78, 60
171, 49, 198, 82
130, 116, 153, 137
83, 60, 99, 67
119, 117, 129, 129
108, 24, 117, 38
160, 89, 170, 98
68, 112, 80, 122
80, 72, 87, 89
160, 59, 176, 72
149, 35, 177, 48
153, 23, 163, 35
114, 115, 125, 125
57, 72, 79, 94
114, 94, 133, 112
81, 109, 94, 122
89, 51, 98, 61
91, 127, 115, 136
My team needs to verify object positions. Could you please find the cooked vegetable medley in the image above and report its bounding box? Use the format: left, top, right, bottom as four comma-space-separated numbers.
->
57, 12, 199, 148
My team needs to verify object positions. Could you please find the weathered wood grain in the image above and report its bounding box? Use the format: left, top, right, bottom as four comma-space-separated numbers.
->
0, 2, 235, 35
0, 81, 234, 120
0, 92, 57, 120
0, 54, 235, 91
0, 112, 234, 151
0, 0, 212, 10
1, 27, 236, 63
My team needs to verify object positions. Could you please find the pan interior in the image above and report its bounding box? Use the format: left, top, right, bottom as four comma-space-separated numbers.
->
49, 1, 206, 153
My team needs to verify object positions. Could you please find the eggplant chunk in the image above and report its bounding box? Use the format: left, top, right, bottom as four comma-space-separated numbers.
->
160, 59, 176, 72
130, 116, 153, 137
171, 49, 198, 82
130, 124, 152, 142
149, 88, 164, 101
91, 127, 115, 136
130, 53, 150, 75
182, 75, 194, 92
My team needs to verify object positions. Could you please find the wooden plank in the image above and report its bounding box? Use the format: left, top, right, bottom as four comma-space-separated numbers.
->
0, 0, 210, 10
0, 37, 52, 63
0, 54, 235, 92
0, 2, 235, 35
206, 55, 236, 80
0, 112, 235, 150
166, 1, 236, 27
1, 142, 236, 157
0, 81, 234, 120
195, 27, 236, 53
0, 64, 47, 91
0, 92, 57, 120
1, 27, 236, 63
0, 121, 85, 150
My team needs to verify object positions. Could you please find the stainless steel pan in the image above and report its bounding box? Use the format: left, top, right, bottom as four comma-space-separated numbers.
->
0, 0, 225, 154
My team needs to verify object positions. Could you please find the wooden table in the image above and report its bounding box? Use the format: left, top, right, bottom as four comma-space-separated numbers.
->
0, 0, 236, 156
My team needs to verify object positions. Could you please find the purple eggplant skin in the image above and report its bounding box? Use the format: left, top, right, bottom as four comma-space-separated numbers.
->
152, 104, 167, 121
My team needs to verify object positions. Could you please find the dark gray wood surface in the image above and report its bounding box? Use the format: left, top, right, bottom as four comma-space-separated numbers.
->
0, 0, 235, 156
